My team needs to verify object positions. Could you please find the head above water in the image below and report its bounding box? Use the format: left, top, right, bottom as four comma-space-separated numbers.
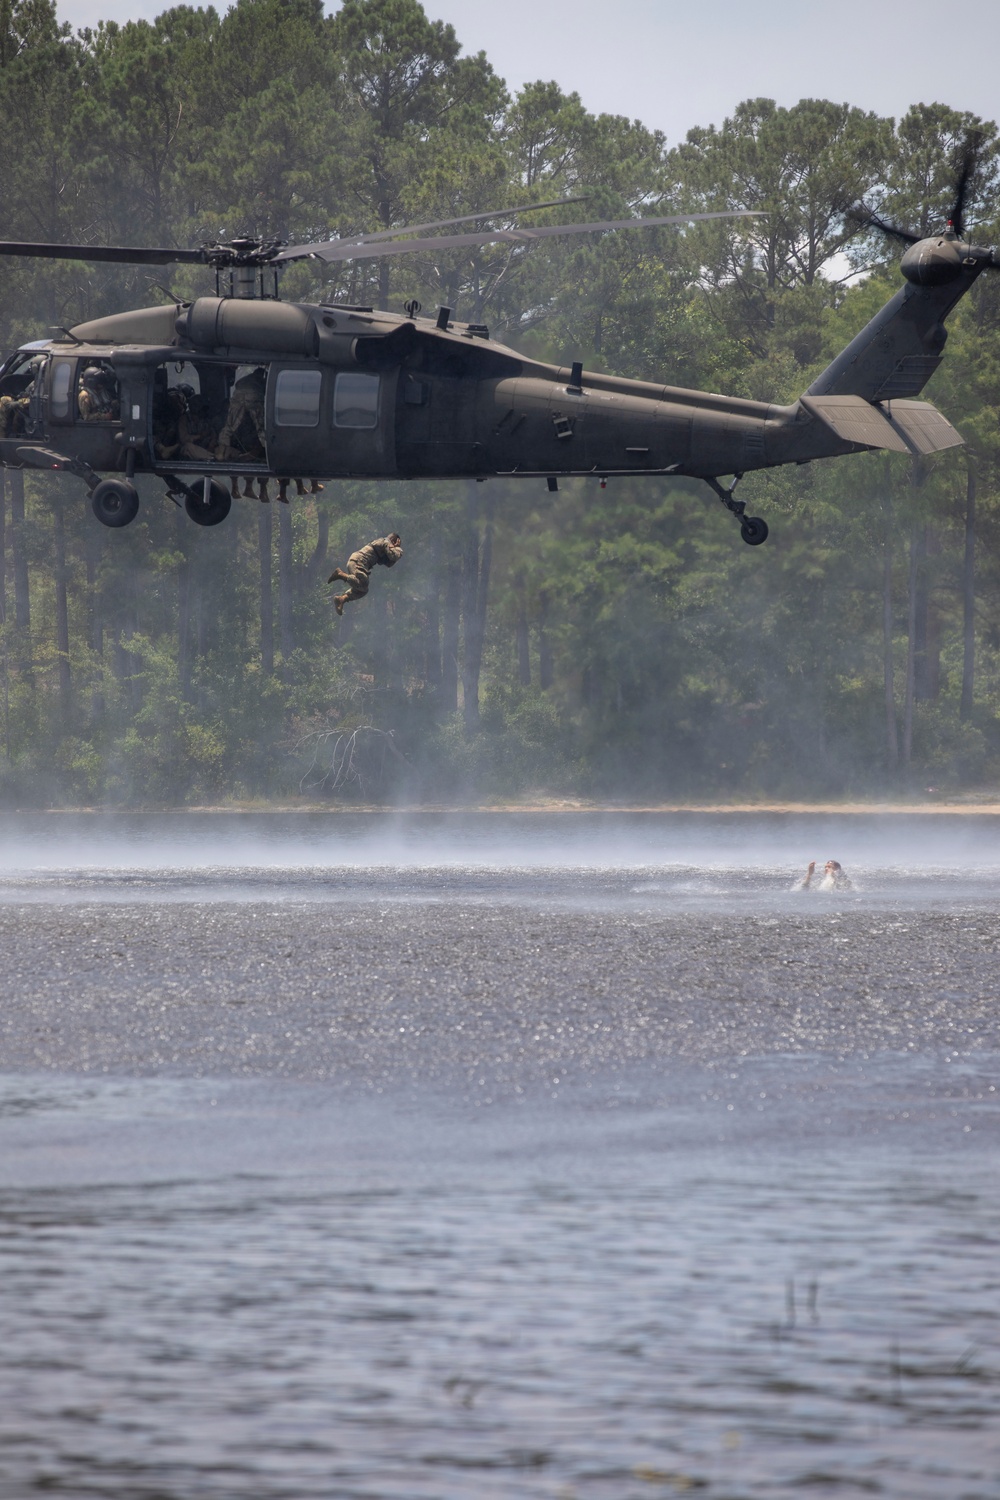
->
825, 860, 842, 872
388, 532, 401, 545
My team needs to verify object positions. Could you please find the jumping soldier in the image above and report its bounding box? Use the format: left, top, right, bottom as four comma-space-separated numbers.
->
328, 533, 402, 615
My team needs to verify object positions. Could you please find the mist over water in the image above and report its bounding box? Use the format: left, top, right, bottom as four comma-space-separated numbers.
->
0, 811, 998, 1498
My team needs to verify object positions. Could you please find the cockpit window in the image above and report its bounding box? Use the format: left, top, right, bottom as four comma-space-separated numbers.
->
334, 372, 379, 429
51, 360, 73, 421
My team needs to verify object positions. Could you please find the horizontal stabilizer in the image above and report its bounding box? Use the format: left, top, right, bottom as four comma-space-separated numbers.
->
880, 399, 964, 455
800, 395, 910, 452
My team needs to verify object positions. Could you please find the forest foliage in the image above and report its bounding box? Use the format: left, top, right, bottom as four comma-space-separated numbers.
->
1, 0, 999, 805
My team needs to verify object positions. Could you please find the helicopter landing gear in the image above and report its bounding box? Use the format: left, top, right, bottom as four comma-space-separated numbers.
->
703, 473, 768, 546
184, 477, 232, 527
163, 474, 232, 526
91, 478, 139, 528
739, 515, 769, 546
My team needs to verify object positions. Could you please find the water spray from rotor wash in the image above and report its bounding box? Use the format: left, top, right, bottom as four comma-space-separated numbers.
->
0, 809, 997, 883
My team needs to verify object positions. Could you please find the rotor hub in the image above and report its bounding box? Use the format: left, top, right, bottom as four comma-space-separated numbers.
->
900, 236, 966, 286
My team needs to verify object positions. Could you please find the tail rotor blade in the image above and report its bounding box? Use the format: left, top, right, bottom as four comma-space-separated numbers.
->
947, 133, 983, 238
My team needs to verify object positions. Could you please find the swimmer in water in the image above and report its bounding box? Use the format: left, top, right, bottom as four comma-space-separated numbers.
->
819, 859, 852, 891
796, 859, 852, 891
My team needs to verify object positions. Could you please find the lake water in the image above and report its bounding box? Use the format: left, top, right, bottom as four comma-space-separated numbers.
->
0, 811, 997, 1498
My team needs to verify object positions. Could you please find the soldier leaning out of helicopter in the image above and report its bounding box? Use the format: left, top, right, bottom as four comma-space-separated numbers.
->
78, 362, 120, 422
0, 354, 43, 437
328, 533, 403, 616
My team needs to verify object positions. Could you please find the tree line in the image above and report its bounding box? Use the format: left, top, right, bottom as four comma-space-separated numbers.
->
0, 0, 998, 804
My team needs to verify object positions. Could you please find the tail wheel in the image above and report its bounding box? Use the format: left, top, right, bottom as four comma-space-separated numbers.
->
185, 478, 232, 527
91, 479, 139, 528
740, 516, 769, 546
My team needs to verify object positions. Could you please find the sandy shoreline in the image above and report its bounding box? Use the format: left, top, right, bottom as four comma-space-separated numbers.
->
1, 800, 1000, 817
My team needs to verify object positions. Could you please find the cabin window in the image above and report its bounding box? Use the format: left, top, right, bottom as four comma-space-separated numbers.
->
334, 372, 379, 429
51, 360, 73, 421
275, 368, 322, 427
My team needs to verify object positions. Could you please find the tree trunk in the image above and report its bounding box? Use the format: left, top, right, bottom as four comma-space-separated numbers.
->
53, 497, 70, 723
882, 480, 898, 771
9, 467, 31, 681
258, 502, 274, 676
460, 490, 494, 731
902, 526, 919, 766
960, 459, 976, 721
304, 504, 329, 589
441, 559, 460, 712
0, 468, 6, 629
86, 523, 104, 721
538, 591, 553, 691
424, 534, 441, 691
278, 501, 294, 673
177, 509, 192, 700
914, 525, 941, 701
516, 587, 530, 686
0, 470, 7, 755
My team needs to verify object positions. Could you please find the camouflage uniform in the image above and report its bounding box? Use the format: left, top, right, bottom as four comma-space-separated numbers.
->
329, 535, 402, 613
215, 369, 267, 460
178, 397, 217, 461
78, 372, 119, 421
0, 394, 29, 437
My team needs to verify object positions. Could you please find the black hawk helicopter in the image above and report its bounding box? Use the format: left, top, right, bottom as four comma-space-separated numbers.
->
0, 178, 988, 543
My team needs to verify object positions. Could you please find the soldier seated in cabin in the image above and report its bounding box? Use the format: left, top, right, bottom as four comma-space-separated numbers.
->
177, 393, 218, 462
215, 366, 267, 462
151, 374, 186, 458
78, 363, 120, 422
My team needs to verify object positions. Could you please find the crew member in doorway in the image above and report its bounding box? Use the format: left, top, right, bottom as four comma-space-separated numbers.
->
328, 533, 402, 616
215, 367, 267, 461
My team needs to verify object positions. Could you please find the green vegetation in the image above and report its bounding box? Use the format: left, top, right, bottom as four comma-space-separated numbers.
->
0, 0, 998, 805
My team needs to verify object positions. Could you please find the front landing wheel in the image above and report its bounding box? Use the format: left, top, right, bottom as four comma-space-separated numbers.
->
740, 516, 769, 546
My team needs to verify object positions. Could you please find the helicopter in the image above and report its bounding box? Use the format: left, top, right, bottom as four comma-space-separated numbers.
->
0, 178, 987, 545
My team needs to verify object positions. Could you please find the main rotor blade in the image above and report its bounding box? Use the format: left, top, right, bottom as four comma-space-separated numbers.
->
343, 197, 588, 247
275, 209, 764, 265
0, 240, 206, 266
845, 205, 920, 245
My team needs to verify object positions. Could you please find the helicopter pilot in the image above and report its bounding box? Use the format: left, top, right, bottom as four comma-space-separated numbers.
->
78, 363, 120, 422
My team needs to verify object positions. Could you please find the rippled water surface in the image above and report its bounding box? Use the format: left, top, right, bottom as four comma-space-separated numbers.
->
0, 812, 998, 1498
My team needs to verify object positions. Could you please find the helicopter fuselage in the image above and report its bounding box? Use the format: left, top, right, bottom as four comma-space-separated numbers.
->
0, 245, 978, 538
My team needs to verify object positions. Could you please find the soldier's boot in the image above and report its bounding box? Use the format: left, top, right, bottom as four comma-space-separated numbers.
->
278, 479, 290, 503
334, 593, 346, 616
229, 476, 240, 499
242, 478, 256, 499
258, 480, 271, 503
309, 481, 324, 494
327, 567, 350, 583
